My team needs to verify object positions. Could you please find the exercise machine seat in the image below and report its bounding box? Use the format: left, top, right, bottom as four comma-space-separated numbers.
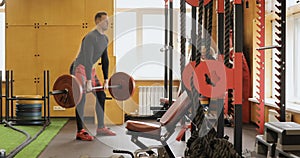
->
126, 91, 190, 136
126, 121, 161, 136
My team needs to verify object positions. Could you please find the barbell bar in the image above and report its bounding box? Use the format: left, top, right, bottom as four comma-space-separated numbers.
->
51, 72, 135, 108
91, 84, 122, 90
51, 84, 122, 95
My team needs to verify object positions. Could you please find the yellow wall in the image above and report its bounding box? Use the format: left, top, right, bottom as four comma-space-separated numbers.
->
1, 83, 4, 118
5, 0, 117, 120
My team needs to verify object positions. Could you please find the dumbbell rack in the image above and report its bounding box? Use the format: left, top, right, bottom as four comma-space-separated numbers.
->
0, 70, 50, 125
255, 122, 300, 157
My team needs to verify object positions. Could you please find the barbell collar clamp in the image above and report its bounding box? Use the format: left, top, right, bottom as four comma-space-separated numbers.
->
50, 89, 68, 95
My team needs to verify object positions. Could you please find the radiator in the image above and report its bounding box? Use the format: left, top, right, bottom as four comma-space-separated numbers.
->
138, 86, 178, 116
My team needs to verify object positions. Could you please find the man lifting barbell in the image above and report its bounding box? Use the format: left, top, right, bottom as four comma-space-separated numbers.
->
51, 11, 135, 141
70, 11, 115, 141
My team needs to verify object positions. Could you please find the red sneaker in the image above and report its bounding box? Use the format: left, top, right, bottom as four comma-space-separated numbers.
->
76, 129, 94, 141
96, 127, 116, 136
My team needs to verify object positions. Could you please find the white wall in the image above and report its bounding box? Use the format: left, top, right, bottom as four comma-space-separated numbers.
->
0, 10, 5, 80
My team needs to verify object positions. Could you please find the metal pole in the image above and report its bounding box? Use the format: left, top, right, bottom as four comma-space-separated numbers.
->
280, 0, 286, 122
233, 0, 243, 155
47, 70, 50, 122
218, 1, 224, 56
191, 7, 196, 61
180, 0, 186, 141
164, 0, 169, 98
44, 71, 46, 122
5, 71, 9, 121
168, 0, 173, 106
217, 0, 225, 138
10, 71, 13, 119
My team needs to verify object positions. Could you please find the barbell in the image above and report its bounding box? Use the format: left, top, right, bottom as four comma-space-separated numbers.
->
51, 72, 135, 108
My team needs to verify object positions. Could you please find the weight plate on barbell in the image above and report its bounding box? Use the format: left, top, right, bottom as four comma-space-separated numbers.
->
108, 72, 135, 101
186, 0, 198, 7
194, 60, 227, 98
186, 0, 211, 7
53, 74, 83, 108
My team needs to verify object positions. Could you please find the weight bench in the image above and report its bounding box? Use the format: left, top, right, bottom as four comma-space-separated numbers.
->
125, 91, 191, 157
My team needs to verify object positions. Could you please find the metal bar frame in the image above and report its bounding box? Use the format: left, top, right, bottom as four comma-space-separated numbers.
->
47, 70, 50, 122
255, 0, 266, 134
43, 71, 47, 122
4, 70, 50, 125
180, 0, 186, 142
129, 134, 175, 157
164, 0, 169, 98
279, 0, 286, 122
217, 0, 225, 138
10, 71, 13, 119
5, 71, 9, 121
168, 0, 173, 107
191, 6, 196, 61
256, 45, 279, 50
233, 0, 243, 155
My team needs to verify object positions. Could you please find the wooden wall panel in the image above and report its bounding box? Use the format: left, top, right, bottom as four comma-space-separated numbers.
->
46, 0, 85, 25
6, 0, 86, 25
104, 99, 124, 125
37, 26, 86, 74
37, 26, 86, 116
6, 0, 48, 25
84, 0, 114, 51
6, 0, 115, 118
6, 26, 38, 95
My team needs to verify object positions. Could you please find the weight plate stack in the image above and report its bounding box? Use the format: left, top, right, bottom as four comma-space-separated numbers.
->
15, 95, 43, 125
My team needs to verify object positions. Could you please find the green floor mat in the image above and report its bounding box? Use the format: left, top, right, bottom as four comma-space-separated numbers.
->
0, 118, 68, 158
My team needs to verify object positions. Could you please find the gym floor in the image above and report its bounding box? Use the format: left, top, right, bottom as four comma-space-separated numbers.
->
39, 119, 257, 158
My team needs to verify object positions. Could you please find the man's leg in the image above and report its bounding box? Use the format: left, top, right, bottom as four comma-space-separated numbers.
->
76, 94, 86, 132
75, 93, 94, 141
73, 64, 94, 141
95, 91, 106, 128
95, 91, 116, 136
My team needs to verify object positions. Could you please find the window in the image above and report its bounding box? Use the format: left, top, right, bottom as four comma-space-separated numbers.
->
0, 4, 5, 80
293, 16, 300, 101
271, 10, 300, 104
266, 1, 298, 13
115, 0, 191, 80
115, 11, 137, 60
115, 9, 175, 80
